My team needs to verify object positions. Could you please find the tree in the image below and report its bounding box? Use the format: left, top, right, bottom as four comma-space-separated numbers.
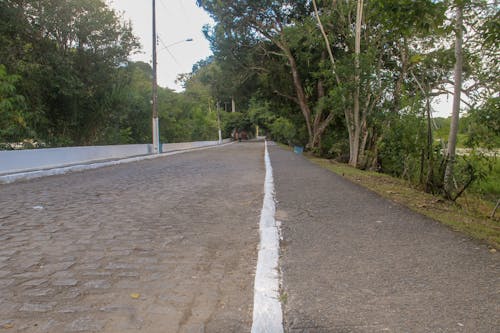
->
444, 1, 464, 196
0, 65, 28, 144
351, 0, 364, 166
197, 0, 339, 149
311, 0, 448, 167
0, 0, 139, 145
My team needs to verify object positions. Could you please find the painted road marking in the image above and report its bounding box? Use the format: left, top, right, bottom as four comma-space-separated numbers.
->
251, 141, 284, 333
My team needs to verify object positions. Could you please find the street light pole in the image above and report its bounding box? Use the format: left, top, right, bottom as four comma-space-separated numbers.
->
216, 101, 222, 144
151, 0, 160, 154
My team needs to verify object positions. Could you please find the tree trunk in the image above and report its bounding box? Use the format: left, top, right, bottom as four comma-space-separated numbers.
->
425, 86, 434, 193
282, 46, 334, 150
282, 47, 313, 144
393, 37, 408, 113
444, 3, 463, 196
349, 0, 363, 166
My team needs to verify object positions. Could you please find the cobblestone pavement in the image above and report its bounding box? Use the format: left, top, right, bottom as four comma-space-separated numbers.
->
269, 145, 499, 333
0, 142, 264, 333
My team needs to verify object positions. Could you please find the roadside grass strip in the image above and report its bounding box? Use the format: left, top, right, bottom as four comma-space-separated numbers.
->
251, 141, 284, 333
0, 142, 233, 184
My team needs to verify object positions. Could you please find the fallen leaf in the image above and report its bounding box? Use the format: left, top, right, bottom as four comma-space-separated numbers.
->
130, 293, 140, 299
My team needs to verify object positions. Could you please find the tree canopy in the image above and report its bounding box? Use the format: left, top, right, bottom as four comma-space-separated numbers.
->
196, 0, 499, 199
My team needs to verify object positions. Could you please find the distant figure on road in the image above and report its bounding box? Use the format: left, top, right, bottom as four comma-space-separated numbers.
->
231, 128, 239, 142
232, 129, 248, 142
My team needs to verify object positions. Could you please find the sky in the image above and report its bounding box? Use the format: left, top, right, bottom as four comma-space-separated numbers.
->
108, 0, 213, 91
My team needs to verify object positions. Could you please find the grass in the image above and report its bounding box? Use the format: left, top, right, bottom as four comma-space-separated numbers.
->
470, 157, 500, 202
278, 292, 288, 305
306, 156, 500, 249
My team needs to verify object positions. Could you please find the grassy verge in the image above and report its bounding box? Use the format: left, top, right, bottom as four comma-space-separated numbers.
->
295, 151, 500, 249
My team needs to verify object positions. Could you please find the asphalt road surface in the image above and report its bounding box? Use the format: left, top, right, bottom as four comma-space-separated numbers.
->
270, 145, 499, 333
0, 142, 264, 333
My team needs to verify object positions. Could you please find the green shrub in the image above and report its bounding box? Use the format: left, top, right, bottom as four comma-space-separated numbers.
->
270, 117, 296, 144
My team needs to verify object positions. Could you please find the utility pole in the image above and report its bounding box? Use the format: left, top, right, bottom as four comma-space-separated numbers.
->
151, 0, 160, 154
216, 101, 222, 144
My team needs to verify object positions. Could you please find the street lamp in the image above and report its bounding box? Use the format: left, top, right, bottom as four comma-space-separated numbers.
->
160, 38, 194, 51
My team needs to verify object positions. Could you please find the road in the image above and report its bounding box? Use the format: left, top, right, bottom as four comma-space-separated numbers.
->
0, 142, 264, 333
1, 142, 498, 333
269, 145, 499, 333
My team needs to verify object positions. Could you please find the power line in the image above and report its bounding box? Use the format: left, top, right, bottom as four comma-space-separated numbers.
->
157, 35, 182, 67
158, 0, 169, 12
157, 0, 188, 21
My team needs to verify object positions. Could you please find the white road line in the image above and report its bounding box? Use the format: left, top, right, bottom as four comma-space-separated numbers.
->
0, 142, 233, 184
251, 141, 284, 333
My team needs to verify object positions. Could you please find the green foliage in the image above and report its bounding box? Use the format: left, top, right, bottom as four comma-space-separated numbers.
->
270, 117, 296, 145
0, 65, 28, 142
470, 156, 500, 201
0, 0, 139, 146
378, 113, 427, 179
480, 9, 500, 48
247, 98, 275, 133
465, 97, 500, 149
219, 111, 254, 137
0, 0, 224, 148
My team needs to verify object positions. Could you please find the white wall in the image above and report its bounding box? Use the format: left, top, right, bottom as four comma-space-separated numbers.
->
0, 140, 231, 175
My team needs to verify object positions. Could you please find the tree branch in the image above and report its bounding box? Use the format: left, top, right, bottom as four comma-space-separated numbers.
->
273, 90, 299, 104
266, 50, 287, 58
433, 88, 473, 108
312, 0, 340, 85
318, 111, 335, 134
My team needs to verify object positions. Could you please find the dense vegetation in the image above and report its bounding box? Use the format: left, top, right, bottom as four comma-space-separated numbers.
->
195, 0, 499, 202
0, 0, 498, 202
0, 0, 219, 148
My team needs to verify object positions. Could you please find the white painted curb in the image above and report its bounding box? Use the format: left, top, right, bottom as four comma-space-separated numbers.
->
251, 141, 284, 333
0, 142, 233, 184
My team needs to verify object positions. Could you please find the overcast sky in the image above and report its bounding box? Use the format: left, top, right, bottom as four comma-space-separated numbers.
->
108, 0, 213, 91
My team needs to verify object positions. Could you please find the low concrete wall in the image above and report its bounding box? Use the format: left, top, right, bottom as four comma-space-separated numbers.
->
0, 139, 232, 175
161, 139, 231, 152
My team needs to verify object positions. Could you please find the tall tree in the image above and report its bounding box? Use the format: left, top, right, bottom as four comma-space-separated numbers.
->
351, 0, 364, 166
444, 1, 464, 196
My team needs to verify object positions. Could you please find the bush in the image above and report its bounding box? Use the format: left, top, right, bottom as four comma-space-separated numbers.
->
378, 113, 426, 180
467, 153, 500, 202
270, 117, 296, 144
